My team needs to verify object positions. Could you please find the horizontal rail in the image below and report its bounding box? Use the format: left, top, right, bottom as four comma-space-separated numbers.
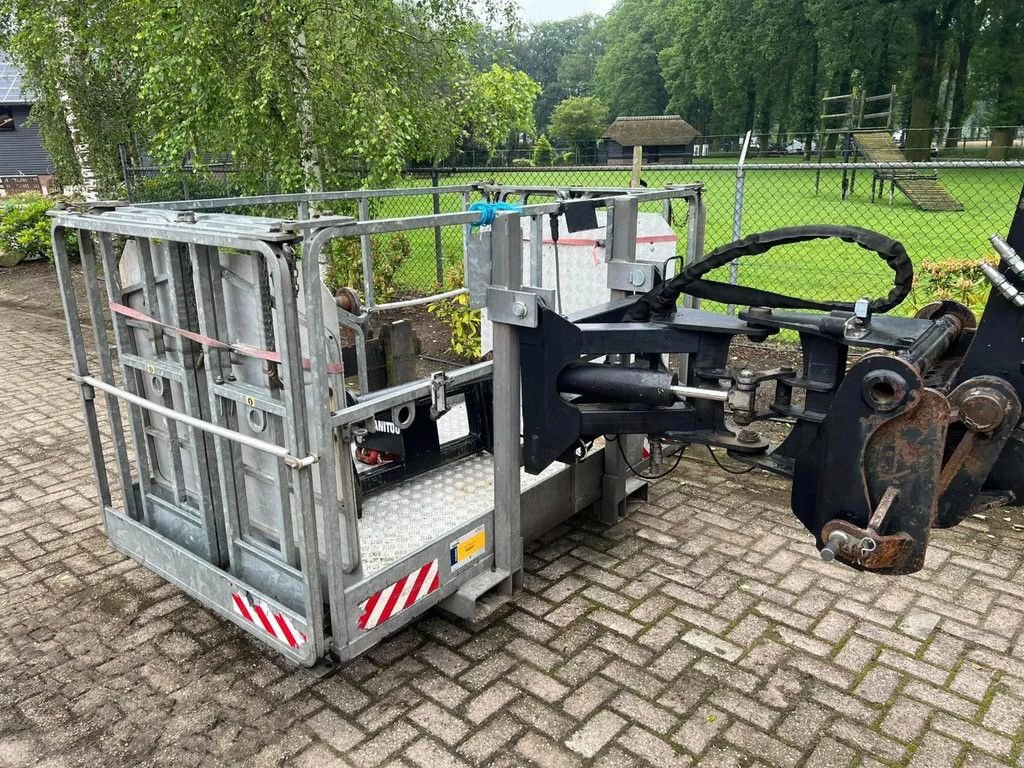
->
447, 161, 1024, 173
134, 185, 480, 211
332, 362, 493, 428
373, 289, 468, 312
76, 374, 318, 469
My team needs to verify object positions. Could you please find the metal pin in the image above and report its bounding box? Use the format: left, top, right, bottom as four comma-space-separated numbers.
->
980, 262, 1024, 308
990, 235, 1024, 276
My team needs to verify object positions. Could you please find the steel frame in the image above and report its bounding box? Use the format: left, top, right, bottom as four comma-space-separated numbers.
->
52, 181, 707, 665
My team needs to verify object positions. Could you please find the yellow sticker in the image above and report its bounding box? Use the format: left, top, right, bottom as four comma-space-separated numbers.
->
450, 525, 486, 571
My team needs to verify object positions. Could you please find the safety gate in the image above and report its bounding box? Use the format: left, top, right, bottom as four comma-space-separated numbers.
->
52, 209, 333, 665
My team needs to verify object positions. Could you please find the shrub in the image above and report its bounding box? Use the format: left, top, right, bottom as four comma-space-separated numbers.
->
532, 135, 554, 166
132, 172, 240, 203
323, 233, 411, 302
915, 255, 999, 315
428, 261, 481, 360
511, 158, 535, 167
0, 193, 61, 264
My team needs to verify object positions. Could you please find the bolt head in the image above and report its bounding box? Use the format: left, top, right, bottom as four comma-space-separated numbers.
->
511, 301, 528, 318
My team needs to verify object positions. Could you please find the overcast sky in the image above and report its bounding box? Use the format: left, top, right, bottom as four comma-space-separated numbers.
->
516, 0, 616, 22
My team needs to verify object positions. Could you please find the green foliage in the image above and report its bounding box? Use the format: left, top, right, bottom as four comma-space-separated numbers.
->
323, 234, 411, 303
428, 262, 481, 360
0, 193, 68, 263
511, 158, 535, 167
548, 96, 608, 148
505, 15, 604, 128
464, 64, 542, 156
532, 134, 554, 166
1, 0, 522, 196
916, 256, 999, 315
0, 0, 141, 195
132, 172, 241, 204
973, 0, 1024, 130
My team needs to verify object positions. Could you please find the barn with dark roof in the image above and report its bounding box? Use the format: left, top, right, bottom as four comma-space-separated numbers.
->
0, 53, 53, 182
599, 115, 700, 166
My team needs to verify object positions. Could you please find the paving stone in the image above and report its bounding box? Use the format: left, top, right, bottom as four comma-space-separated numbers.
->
565, 710, 627, 758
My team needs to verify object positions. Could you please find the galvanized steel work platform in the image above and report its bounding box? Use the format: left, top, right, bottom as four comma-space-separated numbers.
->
51, 182, 706, 665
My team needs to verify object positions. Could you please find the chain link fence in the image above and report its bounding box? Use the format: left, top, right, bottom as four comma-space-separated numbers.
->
118, 159, 1024, 356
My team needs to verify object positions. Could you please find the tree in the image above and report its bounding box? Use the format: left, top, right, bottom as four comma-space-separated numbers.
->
463, 64, 541, 157
532, 134, 554, 166
548, 97, 609, 150
1, 0, 141, 197
3, 0, 522, 197
973, 0, 1024, 158
511, 15, 602, 129
594, 0, 672, 117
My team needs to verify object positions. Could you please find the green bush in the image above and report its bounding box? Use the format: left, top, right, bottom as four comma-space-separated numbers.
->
323, 234, 411, 302
428, 262, 481, 360
532, 135, 554, 166
916, 255, 999, 315
0, 193, 62, 263
132, 172, 241, 204
511, 158, 535, 167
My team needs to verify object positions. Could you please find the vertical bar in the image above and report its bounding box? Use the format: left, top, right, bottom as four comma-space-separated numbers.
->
188, 243, 247, 571
300, 232, 359, 657
461, 191, 472, 267
357, 197, 375, 308
52, 225, 112, 516
432, 169, 445, 287
264, 246, 326, 657
601, 195, 640, 525
489, 213, 523, 589
530, 214, 543, 287
728, 173, 745, 316
159, 240, 226, 563
134, 237, 187, 506
81, 232, 142, 521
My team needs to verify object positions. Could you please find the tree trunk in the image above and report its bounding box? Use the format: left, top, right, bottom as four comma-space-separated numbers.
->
988, 126, 1015, 160
945, 1, 978, 149
939, 49, 958, 149
55, 12, 100, 201
905, 6, 950, 161
291, 28, 323, 196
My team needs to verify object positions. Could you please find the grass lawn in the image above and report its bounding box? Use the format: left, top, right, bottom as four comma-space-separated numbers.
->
373, 166, 1024, 317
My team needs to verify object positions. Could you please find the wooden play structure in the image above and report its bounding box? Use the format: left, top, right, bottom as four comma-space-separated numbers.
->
817, 86, 963, 212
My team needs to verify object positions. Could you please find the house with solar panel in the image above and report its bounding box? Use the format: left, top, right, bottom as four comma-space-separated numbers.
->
0, 53, 53, 195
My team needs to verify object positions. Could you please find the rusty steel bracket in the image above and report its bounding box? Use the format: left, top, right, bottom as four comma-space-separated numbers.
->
820, 486, 918, 572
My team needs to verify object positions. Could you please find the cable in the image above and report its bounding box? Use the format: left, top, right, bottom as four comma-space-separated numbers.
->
611, 434, 686, 480
705, 444, 756, 474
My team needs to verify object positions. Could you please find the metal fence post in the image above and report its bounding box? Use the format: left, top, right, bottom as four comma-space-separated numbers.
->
432, 168, 444, 286
728, 131, 752, 315
358, 196, 375, 308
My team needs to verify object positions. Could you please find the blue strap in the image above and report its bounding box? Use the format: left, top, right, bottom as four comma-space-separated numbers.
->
468, 201, 522, 228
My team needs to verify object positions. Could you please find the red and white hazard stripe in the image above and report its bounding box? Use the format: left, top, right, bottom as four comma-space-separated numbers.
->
358, 559, 440, 631
231, 592, 307, 649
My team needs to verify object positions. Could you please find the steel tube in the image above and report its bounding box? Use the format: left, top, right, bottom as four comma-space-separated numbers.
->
75, 374, 318, 468
899, 314, 964, 372
671, 384, 730, 402
373, 288, 468, 311
558, 363, 678, 406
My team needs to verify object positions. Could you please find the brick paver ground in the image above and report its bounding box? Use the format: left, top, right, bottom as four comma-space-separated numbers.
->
4, 297, 1024, 767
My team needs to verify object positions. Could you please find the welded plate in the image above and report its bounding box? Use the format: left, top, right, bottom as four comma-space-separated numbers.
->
357, 452, 565, 575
